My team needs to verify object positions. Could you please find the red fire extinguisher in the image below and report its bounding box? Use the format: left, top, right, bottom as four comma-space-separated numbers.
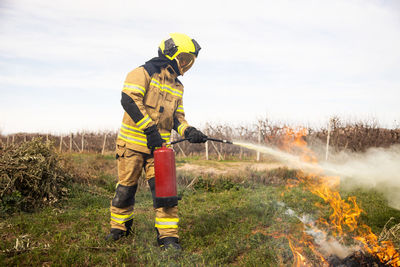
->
154, 146, 178, 207
153, 138, 232, 208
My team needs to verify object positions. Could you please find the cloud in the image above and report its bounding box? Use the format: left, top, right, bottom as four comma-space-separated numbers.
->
1, 0, 400, 133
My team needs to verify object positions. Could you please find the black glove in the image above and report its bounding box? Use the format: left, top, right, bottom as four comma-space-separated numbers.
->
184, 127, 207, 143
144, 125, 164, 149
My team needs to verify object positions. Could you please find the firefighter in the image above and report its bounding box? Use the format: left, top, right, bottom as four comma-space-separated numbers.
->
105, 33, 207, 250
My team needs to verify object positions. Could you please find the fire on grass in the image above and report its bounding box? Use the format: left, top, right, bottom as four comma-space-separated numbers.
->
276, 128, 399, 267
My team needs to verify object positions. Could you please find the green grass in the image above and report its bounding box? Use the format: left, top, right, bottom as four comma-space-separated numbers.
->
0, 183, 287, 266
1, 154, 399, 266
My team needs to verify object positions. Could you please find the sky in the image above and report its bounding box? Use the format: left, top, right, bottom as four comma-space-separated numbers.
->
1, 0, 400, 134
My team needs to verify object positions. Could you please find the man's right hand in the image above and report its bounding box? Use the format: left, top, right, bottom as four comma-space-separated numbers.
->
184, 127, 208, 143
144, 125, 164, 149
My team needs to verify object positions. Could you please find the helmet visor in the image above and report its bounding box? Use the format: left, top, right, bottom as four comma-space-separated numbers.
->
176, 53, 196, 74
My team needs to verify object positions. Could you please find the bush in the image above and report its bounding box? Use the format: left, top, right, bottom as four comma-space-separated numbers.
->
0, 138, 71, 215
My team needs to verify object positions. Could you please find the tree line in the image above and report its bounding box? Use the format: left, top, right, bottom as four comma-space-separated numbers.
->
1, 117, 399, 159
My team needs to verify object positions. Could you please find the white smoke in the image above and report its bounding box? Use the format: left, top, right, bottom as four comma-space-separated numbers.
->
278, 202, 360, 259
234, 141, 400, 210
321, 145, 400, 210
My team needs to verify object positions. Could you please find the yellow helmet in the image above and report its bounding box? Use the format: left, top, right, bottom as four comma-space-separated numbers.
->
159, 33, 201, 75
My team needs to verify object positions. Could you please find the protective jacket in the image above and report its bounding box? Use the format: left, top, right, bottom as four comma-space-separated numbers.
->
117, 61, 190, 154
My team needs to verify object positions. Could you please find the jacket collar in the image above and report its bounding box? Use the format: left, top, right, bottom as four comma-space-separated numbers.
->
164, 65, 179, 81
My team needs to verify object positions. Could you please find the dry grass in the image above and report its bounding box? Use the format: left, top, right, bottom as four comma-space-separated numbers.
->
379, 218, 400, 248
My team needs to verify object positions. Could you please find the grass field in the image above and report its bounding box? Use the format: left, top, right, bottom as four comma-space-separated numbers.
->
1, 153, 399, 266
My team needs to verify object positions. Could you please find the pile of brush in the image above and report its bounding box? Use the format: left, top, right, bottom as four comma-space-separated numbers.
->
0, 138, 71, 215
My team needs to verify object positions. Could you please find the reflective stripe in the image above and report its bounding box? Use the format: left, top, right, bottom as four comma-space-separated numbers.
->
111, 212, 134, 224
161, 85, 183, 98
155, 224, 178, 229
156, 218, 179, 222
120, 124, 146, 136
161, 136, 171, 147
177, 123, 188, 136
119, 132, 170, 148
118, 132, 147, 146
176, 105, 184, 113
119, 128, 147, 140
123, 83, 146, 96
155, 217, 179, 229
150, 79, 160, 86
136, 115, 152, 130
119, 127, 172, 147
121, 122, 143, 131
151, 78, 183, 98
161, 133, 170, 144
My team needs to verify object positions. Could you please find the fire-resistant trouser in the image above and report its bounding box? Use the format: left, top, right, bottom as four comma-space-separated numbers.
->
110, 145, 179, 239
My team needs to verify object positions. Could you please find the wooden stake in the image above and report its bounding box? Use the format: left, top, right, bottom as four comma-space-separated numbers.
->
176, 143, 186, 157
205, 141, 209, 160
81, 133, 84, 153
69, 133, 73, 152
6, 136, 9, 147
12, 135, 14, 144
73, 140, 81, 151
59, 135, 63, 152
257, 121, 261, 161
211, 141, 224, 160
102, 134, 107, 155
325, 119, 332, 161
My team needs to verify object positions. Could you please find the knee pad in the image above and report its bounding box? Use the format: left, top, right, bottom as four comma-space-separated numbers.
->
112, 184, 138, 208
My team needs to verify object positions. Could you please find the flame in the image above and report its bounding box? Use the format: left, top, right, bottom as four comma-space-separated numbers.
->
279, 128, 318, 164
279, 127, 400, 266
288, 237, 309, 267
269, 231, 329, 266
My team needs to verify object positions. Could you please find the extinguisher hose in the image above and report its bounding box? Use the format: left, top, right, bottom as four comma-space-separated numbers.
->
168, 138, 233, 145
206, 138, 233, 144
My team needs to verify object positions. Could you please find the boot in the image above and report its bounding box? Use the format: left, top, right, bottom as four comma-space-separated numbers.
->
105, 228, 126, 241
105, 220, 133, 241
159, 237, 182, 250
